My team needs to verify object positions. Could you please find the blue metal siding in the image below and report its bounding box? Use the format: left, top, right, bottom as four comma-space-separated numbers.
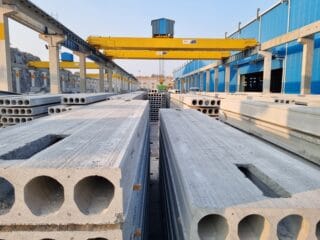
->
261, 3, 288, 42
290, 0, 320, 30
284, 42, 303, 94
218, 67, 225, 92
312, 33, 320, 94
230, 66, 237, 93
239, 20, 259, 40
209, 70, 215, 92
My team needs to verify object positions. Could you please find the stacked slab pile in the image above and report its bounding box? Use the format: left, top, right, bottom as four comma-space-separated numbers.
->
49, 93, 116, 115
0, 95, 61, 128
160, 109, 320, 240
49, 92, 147, 115
148, 91, 170, 121
170, 93, 221, 118
219, 97, 320, 166
0, 99, 150, 240
109, 91, 147, 101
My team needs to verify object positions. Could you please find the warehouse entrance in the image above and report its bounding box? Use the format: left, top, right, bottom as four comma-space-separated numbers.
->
240, 69, 283, 93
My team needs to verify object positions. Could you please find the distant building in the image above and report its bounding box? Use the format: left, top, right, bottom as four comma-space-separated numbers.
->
137, 75, 173, 90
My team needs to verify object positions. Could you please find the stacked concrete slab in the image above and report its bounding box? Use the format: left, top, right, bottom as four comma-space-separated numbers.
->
49, 92, 147, 116
171, 93, 221, 118
109, 91, 147, 101
160, 109, 320, 240
219, 97, 320, 166
0, 99, 150, 239
148, 91, 170, 121
0, 95, 61, 127
61, 93, 115, 105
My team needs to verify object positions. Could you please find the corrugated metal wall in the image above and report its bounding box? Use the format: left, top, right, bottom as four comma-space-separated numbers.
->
218, 66, 225, 92
173, 1, 320, 94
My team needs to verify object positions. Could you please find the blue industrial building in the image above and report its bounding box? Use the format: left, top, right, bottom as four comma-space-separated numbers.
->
173, 0, 320, 94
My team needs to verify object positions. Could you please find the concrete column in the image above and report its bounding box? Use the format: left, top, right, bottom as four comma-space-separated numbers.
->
13, 67, 21, 93
214, 67, 219, 92
42, 72, 48, 88
29, 70, 36, 87
236, 68, 241, 92
0, 7, 14, 91
206, 70, 210, 92
74, 52, 88, 93
259, 50, 272, 94
40, 34, 65, 94
61, 75, 66, 92
225, 64, 230, 93
107, 69, 113, 92
99, 65, 105, 92
298, 37, 314, 95
199, 72, 203, 91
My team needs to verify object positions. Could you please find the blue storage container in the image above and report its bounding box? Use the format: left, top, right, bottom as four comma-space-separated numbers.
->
151, 18, 175, 38
61, 52, 74, 62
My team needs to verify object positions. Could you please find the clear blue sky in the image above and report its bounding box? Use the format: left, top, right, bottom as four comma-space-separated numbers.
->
8, 0, 278, 76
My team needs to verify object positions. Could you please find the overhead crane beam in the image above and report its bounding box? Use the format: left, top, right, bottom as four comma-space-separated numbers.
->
103, 50, 230, 60
28, 61, 100, 69
87, 37, 258, 51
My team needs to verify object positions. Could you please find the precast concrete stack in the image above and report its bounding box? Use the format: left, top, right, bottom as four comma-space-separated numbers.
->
0, 99, 150, 240
148, 91, 170, 121
110, 91, 147, 101
49, 92, 147, 115
170, 93, 221, 118
160, 109, 320, 240
0, 95, 61, 128
61, 93, 115, 105
219, 98, 320, 166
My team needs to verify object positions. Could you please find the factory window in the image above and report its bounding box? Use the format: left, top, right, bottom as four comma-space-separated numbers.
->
240, 69, 283, 93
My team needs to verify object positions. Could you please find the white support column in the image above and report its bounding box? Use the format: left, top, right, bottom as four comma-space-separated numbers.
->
107, 69, 113, 92
0, 7, 14, 91
99, 65, 105, 92
298, 37, 314, 95
40, 34, 65, 94
225, 64, 230, 93
12, 67, 21, 93
42, 72, 48, 88
259, 50, 272, 94
29, 70, 36, 88
199, 72, 204, 91
214, 67, 219, 92
74, 52, 88, 93
236, 68, 241, 92
61, 75, 66, 93
206, 70, 210, 92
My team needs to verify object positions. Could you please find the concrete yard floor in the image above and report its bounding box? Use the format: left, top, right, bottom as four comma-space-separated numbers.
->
148, 122, 164, 240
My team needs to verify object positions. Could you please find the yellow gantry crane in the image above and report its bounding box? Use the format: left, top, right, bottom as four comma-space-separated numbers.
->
87, 36, 258, 60
86, 18, 258, 60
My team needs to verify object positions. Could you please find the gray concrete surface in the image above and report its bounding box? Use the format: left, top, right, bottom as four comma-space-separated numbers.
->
160, 109, 320, 240
0, 99, 150, 240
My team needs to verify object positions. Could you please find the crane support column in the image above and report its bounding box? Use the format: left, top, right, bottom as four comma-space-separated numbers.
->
13, 67, 21, 93
206, 70, 210, 92
298, 37, 314, 95
107, 69, 113, 92
99, 65, 105, 92
225, 64, 230, 93
74, 51, 88, 93
40, 34, 65, 94
259, 50, 272, 94
214, 67, 219, 92
42, 72, 48, 88
236, 68, 241, 92
0, 6, 14, 91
